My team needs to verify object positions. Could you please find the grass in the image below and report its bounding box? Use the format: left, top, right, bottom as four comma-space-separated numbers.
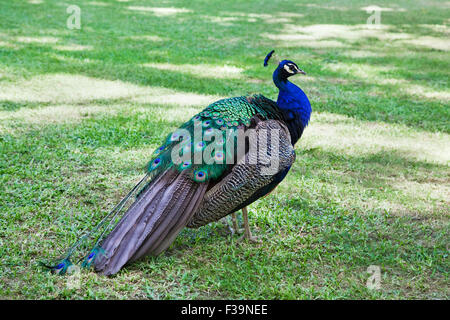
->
0, 0, 448, 299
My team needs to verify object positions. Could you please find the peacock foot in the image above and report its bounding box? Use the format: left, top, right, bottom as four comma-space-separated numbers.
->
237, 232, 262, 244
231, 227, 244, 235
218, 218, 235, 236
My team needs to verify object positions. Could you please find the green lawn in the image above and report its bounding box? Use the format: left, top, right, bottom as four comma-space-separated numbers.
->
0, 0, 448, 299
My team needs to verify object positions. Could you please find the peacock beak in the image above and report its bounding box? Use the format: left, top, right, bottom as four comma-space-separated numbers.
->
296, 68, 306, 75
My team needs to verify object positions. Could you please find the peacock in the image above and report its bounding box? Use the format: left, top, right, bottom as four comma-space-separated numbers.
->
43, 50, 311, 276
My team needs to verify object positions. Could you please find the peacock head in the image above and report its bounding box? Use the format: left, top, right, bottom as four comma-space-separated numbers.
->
264, 50, 306, 82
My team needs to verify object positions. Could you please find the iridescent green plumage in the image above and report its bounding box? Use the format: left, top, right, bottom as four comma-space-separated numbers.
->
146, 94, 281, 183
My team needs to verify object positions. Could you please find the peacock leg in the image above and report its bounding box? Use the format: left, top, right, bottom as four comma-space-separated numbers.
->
231, 212, 240, 233
225, 212, 243, 235
219, 216, 234, 235
238, 207, 261, 243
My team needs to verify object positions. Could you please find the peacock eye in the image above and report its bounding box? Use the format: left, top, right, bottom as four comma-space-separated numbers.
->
283, 63, 295, 74
150, 157, 162, 170
179, 160, 192, 170
214, 151, 224, 162
153, 145, 165, 155
170, 132, 180, 141
194, 169, 208, 182
195, 141, 206, 151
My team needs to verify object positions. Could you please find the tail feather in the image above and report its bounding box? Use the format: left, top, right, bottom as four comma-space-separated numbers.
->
99, 172, 176, 271
94, 170, 208, 275
151, 182, 206, 256
130, 174, 207, 260
94, 173, 170, 271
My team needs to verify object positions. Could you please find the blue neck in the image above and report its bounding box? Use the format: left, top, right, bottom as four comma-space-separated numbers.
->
273, 68, 312, 144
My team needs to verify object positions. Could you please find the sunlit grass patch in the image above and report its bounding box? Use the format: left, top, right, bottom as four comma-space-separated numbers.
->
46, 53, 99, 64
53, 44, 94, 51
304, 112, 449, 164
0, 40, 20, 49
0, 74, 144, 104
218, 11, 304, 25
341, 50, 387, 58
402, 36, 450, 51
266, 23, 449, 52
300, 3, 351, 11
122, 35, 164, 41
143, 62, 244, 79
360, 5, 406, 12
325, 62, 394, 78
0, 104, 121, 127
0, 74, 219, 106
202, 16, 239, 26
419, 24, 450, 34
264, 34, 348, 48
127, 6, 192, 16
130, 90, 220, 107
88, 1, 110, 6
15, 36, 59, 44
323, 61, 450, 102
402, 83, 450, 101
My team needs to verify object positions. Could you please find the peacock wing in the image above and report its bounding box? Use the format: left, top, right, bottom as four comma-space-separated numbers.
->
187, 119, 296, 228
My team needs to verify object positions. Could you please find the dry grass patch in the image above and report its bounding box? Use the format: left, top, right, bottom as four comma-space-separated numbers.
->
143, 62, 244, 79
53, 44, 94, 51
15, 36, 59, 44
304, 112, 449, 164
127, 6, 192, 16
0, 74, 219, 106
361, 5, 406, 12
402, 36, 450, 51
123, 35, 164, 41
324, 62, 450, 102
0, 105, 122, 126
265, 24, 450, 51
